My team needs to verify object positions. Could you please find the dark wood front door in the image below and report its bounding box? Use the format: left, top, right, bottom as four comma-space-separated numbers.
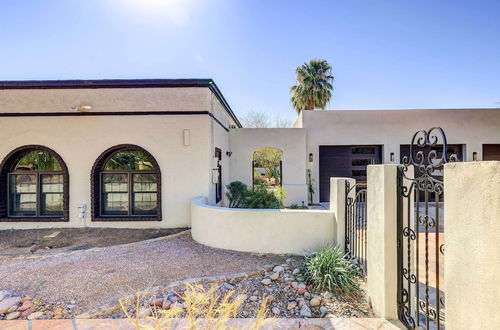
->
483, 144, 500, 161
319, 145, 382, 202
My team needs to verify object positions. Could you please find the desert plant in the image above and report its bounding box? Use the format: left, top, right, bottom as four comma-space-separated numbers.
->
241, 187, 283, 209
306, 169, 315, 205
226, 181, 248, 208
288, 202, 308, 209
303, 244, 360, 294
120, 284, 272, 330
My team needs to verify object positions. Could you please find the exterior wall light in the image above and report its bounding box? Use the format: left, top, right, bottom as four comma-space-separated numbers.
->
309, 153, 313, 163
473, 152, 478, 161
183, 129, 190, 146
390, 152, 395, 162
226, 151, 232, 157
70, 105, 93, 111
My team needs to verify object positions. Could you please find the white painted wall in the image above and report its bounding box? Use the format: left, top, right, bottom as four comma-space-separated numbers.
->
191, 197, 335, 255
228, 128, 308, 205
299, 108, 500, 203
444, 161, 500, 330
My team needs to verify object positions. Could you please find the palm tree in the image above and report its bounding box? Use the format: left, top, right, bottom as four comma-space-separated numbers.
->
290, 59, 334, 113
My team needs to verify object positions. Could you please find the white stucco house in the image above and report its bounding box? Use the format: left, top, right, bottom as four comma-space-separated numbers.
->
0, 78, 499, 230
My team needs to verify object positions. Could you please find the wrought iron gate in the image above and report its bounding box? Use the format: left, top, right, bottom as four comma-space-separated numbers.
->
397, 127, 458, 329
345, 182, 368, 277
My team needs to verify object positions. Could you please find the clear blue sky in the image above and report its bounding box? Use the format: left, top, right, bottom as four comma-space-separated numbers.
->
1, 0, 499, 121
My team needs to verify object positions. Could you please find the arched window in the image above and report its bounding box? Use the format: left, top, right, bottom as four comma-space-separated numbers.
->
91, 145, 161, 221
0, 146, 69, 221
252, 147, 283, 190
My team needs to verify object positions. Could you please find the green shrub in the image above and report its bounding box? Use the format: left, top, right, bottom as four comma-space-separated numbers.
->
241, 187, 283, 209
289, 202, 308, 209
303, 244, 360, 294
226, 181, 248, 208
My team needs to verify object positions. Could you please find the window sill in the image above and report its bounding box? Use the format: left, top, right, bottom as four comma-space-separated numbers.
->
91, 216, 162, 222
0, 217, 69, 222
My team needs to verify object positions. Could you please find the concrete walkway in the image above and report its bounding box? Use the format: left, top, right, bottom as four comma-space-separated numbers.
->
0, 318, 403, 329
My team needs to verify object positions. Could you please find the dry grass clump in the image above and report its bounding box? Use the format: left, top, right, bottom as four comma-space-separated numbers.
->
120, 283, 273, 330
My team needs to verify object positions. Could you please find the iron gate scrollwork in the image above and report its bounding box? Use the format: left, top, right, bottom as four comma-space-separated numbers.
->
397, 127, 458, 329
345, 182, 368, 277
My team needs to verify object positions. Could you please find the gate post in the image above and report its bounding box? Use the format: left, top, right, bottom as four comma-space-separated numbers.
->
329, 177, 355, 250
445, 161, 500, 330
366, 165, 398, 319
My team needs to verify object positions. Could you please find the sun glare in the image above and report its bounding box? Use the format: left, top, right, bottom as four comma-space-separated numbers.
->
118, 0, 192, 25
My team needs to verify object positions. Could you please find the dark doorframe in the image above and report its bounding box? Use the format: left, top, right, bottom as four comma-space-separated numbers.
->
215, 148, 222, 203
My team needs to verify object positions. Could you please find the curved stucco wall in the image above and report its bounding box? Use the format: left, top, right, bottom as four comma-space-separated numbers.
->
191, 197, 336, 255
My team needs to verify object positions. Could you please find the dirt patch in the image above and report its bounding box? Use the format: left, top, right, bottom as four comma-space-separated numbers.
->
0, 228, 187, 257
0, 234, 284, 315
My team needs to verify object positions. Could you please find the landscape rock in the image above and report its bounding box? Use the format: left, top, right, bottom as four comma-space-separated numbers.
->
291, 282, 298, 289
320, 306, 328, 316
261, 278, 271, 286
300, 304, 312, 318
0, 290, 10, 302
7, 305, 18, 313
269, 273, 279, 281
273, 266, 284, 273
27, 312, 44, 320
287, 301, 297, 310
271, 307, 280, 315
292, 268, 301, 275
298, 288, 305, 295
249, 296, 258, 302
310, 297, 321, 307
266, 295, 276, 303
298, 283, 307, 290
137, 307, 151, 318
21, 309, 33, 318
6, 311, 21, 320
0, 297, 21, 314
18, 301, 32, 311
223, 283, 235, 290
20, 296, 32, 303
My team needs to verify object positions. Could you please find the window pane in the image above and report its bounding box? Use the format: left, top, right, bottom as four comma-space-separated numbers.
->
41, 193, 63, 216
14, 150, 62, 171
103, 193, 129, 215
352, 147, 375, 154
104, 150, 154, 171
133, 193, 157, 215
41, 174, 63, 193
352, 159, 373, 166
9, 175, 37, 216
103, 173, 128, 192
133, 174, 157, 192
352, 170, 367, 177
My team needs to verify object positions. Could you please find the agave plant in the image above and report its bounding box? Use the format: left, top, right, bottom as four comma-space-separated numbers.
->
290, 59, 334, 113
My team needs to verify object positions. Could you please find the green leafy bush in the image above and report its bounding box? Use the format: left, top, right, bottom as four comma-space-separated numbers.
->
241, 187, 283, 209
303, 244, 360, 294
226, 181, 248, 208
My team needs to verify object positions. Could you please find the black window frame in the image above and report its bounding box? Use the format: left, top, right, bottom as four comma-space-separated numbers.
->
91, 145, 162, 222
214, 148, 222, 204
0, 145, 69, 222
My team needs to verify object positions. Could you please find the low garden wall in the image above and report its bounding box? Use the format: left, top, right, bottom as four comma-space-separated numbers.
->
191, 197, 336, 255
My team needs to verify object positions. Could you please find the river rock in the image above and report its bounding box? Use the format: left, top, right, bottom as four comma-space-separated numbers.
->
261, 278, 272, 286
273, 266, 284, 273
6, 311, 20, 320
223, 283, 235, 290
310, 297, 321, 307
137, 307, 151, 318
0, 297, 21, 314
269, 273, 279, 281
292, 268, 301, 275
17, 301, 32, 311
287, 301, 297, 310
28, 311, 44, 320
300, 304, 312, 318
271, 307, 280, 315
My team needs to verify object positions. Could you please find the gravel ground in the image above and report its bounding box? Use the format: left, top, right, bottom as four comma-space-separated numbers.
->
106, 258, 373, 320
0, 232, 284, 316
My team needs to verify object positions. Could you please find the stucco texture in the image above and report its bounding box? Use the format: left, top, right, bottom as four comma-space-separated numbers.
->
444, 161, 500, 330
191, 197, 335, 255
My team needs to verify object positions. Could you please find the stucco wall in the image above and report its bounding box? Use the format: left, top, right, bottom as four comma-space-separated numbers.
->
191, 197, 335, 255
0, 87, 212, 113
444, 161, 500, 329
228, 128, 308, 205
299, 108, 500, 203
0, 115, 212, 229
